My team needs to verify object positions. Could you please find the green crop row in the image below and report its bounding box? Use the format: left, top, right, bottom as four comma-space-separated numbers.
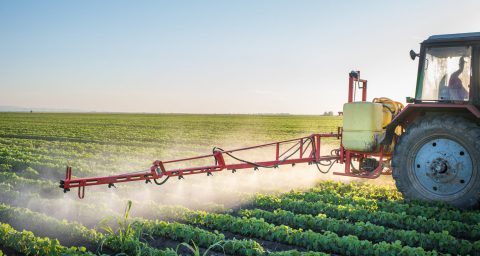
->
0, 203, 103, 245
313, 181, 403, 201
0, 202, 270, 256
312, 181, 459, 210
252, 194, 480, 241
153, 206, 437, 256
0, 222, 95, 256
0, 203, 180, 255
138, 219, 266, 256
284, 188, 480, 225
239, 208, 479, 255
311, 180, 462, 209
0, 172, 55, 194
0, 185, 121, 227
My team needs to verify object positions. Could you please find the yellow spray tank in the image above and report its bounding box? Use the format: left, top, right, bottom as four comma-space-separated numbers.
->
342, 98, 403, 153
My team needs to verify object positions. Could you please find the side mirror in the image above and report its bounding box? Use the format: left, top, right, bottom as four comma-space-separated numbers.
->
409, 50, 419, 60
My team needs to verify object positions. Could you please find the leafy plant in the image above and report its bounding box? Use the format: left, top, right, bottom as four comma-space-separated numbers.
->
99, 200, 168, 256
100, 201, 137, 245
176, 240, 223, 256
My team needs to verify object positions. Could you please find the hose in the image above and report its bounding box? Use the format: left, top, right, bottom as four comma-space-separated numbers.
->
373, 97, 404, 117
153, 176, 169, 185
308, 139, 339, 174
313, 159, 336, 174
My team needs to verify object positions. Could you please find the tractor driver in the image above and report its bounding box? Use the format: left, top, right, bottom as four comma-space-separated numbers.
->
448, 57, 469, 100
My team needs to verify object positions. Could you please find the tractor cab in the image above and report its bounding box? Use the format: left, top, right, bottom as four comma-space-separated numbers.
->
384, 32, 480, 146
412, 32, 480, 105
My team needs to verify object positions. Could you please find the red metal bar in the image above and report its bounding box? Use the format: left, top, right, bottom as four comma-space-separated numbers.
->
348, 75, 354, 103
275, 143, 280, 161
214, 151, 226, 167
339, 145, 344, 164
344, 151, 351, 174
78, 182, 85, 199
362, 80, 367, 101
299, 139, 304, 158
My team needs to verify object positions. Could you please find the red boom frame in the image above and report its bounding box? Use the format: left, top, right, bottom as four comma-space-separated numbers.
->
61, 133, 341, 198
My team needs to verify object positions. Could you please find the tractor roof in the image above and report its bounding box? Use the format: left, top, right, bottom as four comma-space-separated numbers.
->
424, 32, 480, 44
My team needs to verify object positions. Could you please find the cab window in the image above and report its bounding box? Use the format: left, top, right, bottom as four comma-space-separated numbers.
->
421, 46, 471, 101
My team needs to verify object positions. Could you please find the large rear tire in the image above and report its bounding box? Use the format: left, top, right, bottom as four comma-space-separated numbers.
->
392, 115, 480, 209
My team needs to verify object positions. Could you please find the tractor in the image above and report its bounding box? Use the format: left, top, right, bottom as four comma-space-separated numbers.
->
60, 32, 480, 209
389, 32, 480, 208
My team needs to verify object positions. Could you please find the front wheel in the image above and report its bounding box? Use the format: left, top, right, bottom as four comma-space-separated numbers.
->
392, 115, 480, 209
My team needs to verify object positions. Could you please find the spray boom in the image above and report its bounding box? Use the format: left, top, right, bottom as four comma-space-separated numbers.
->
60, 133, 341, 199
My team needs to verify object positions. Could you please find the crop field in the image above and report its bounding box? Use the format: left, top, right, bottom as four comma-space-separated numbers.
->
0, 112, 479, 256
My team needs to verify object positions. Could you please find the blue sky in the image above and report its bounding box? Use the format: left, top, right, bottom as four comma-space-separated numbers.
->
1, 1, 479, 114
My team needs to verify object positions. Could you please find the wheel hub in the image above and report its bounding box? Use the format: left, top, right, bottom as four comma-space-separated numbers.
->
414, 138, 473, 196
427, 157, 457, 183
431, 158, 448, 173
